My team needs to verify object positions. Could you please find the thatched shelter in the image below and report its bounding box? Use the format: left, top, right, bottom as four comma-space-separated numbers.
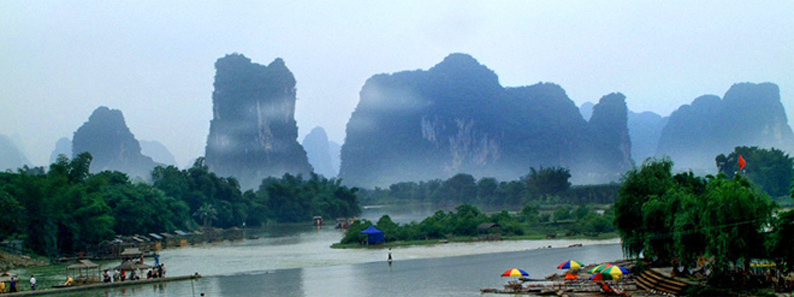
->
66, 259, 101, 283
113, 260, 153, 271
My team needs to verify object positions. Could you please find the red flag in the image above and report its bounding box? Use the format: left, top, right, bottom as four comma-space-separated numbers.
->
738, 155, 746, 170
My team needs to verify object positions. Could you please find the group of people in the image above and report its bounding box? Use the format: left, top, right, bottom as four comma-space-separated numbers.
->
102, 263, 167, 283
0, 275, 35, 293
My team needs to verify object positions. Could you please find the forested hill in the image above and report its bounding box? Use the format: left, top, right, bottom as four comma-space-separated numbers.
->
340, 53, 633, 188
72, 106, 159, 179
657, 82, 794, 171
205, 53, 312, 190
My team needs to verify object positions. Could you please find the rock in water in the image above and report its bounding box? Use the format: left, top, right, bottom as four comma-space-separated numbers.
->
204, 54, 312, 189
72, 106, 158, 179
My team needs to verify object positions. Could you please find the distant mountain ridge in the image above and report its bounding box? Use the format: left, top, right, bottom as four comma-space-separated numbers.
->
140, 140, 177, 166
0, 134, 29, 171
302, 127, 337, 178
340, 53, 633, 187
657, 82, 794, 171
72, 106, 160, 179
49, 137, 72, 165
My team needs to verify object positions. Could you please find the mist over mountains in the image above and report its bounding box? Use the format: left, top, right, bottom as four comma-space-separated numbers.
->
656, 82, 794, 172
72, 106, 160, 179
302, 126, 337, 178
0, 134, 29, 171
204, 54, 313, 190
3, 52, 791, 190
340, 53, 634, 187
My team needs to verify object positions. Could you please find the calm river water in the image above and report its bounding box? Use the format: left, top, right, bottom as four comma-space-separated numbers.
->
12, 209, 624, 297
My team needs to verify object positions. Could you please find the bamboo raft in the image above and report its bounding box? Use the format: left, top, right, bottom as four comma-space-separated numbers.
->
481, 281, 637, 296
2, 273, 202, 296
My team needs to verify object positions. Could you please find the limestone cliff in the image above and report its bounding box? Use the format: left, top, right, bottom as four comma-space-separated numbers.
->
72, 106, 159, 179
657, 82, 794, 171
204, 53, 312, 189
340, 53, 631, 187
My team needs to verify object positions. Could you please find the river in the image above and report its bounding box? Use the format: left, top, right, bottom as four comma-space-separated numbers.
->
11, 209, 624, 297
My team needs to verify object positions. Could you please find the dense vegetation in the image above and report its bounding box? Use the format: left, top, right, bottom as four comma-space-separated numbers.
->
358, 167, 620, 208
339, 203, 616, 245
0, 154, 360, 258
716, 146, 794, 197
615, 157, 794, 291
338, 167, 620, 245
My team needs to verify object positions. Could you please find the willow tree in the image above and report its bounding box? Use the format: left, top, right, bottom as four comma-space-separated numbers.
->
696, 175, 774, 274
616, 158, 775, 275
615, 158, 675, 257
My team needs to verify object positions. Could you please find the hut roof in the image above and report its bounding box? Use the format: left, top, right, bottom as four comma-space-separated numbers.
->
113, 260, 153, 271
0, 271, 17, 282
120, 247, 143, 256
148, 233, 163, 240
67, 259, 100, 269
174, 230, 189, 236
477, 222, 500, 229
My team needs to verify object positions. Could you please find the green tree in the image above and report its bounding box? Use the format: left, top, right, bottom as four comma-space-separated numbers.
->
523, 166, 571, 196
614, 158, 675, 257
433, 174, 477, 206
0, 189, 26, 238
193, 203, 218, 229
716, 146, 794, 197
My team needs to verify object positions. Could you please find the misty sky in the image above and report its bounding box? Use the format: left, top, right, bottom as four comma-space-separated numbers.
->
2, 1, 792, 168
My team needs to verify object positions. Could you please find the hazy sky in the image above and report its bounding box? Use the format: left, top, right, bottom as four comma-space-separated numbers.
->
2, 0, 792, 168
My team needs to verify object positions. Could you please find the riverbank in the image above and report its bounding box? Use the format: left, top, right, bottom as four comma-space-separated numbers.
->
0, 250, 48, 271
1, 274, 201, 296
331, 232, 619, 249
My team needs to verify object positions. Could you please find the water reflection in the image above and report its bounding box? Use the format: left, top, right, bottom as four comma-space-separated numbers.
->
10, 208, 624, 297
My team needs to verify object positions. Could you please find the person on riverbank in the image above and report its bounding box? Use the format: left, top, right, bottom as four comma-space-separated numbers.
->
1, 279, 6, 293
29, 275, 36, 291
9, 276, 17, 292
388, 248, 393, 264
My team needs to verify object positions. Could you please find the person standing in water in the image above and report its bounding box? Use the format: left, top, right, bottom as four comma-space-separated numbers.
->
388, 248, 393, 264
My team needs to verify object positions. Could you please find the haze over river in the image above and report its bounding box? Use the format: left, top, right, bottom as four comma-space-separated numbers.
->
13, 208, 623, 296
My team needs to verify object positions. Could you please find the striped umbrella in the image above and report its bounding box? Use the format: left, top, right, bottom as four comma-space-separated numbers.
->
588, 263, 611, 274
501, 268, 530, 277
589, 272, 619, 280
600, 265, 630, 276
557, 260, 584, 270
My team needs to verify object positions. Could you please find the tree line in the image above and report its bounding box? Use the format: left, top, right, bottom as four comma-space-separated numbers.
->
339, 202, 617, 245
615, 157, 794, 292
357, 167, 621, 208
0, 154, 360, 258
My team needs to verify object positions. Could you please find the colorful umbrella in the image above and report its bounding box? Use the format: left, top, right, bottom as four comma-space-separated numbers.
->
589, 272, 619, 280
587, 263, 611, 274
600, 265, 630, 276
501, 268, 530, 277
557, 260, 584, 270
